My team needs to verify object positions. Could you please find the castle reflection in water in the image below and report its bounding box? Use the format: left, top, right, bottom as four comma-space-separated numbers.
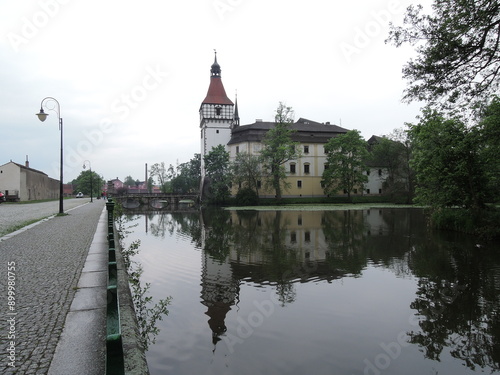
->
196, 208, 423, 346
128, 207, 500, 374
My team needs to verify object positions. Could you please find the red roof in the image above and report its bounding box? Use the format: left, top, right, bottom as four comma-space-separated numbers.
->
202, 77, 234, 105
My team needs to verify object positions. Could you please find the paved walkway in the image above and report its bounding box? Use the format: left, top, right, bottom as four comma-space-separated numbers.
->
0, 199, 107, 374
0, 198, 93, 237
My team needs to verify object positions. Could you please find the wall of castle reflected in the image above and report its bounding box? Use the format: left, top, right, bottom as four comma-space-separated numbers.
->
124, 208, 500, 374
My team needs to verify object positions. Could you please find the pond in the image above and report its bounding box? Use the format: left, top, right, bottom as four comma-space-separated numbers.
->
119, 207, 500, 375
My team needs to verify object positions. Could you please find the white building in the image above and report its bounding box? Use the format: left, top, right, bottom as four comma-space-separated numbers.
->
0, 160, 59, 201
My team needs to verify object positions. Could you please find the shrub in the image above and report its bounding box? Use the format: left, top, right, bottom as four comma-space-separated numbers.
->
235, 188, 259, 206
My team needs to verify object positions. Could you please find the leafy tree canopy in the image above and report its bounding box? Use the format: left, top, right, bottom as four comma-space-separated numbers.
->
259, 102, 301, 200
322, 130, 369, 202
171, 154, 201, 194
72, 170, 105, 197
204, 145, 232, 204
407, 108, 488, 209
387, 0, 500, 110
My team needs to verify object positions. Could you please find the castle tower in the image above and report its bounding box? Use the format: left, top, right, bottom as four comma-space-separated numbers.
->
200, 51, 234, 178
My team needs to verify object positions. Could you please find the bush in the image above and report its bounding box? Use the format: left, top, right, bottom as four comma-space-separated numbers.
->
431, 207, 500, 240
235, 188, 259, 206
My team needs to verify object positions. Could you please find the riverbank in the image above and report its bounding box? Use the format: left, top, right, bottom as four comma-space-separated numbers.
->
225, 203, 417, 211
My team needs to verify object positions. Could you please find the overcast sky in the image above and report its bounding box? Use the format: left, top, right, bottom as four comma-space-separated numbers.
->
0, 0, 431, 183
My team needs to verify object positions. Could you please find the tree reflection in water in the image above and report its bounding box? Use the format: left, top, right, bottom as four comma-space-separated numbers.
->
117, 213, 172, 350
126, 207, 500, 372
408, 237, 500, 372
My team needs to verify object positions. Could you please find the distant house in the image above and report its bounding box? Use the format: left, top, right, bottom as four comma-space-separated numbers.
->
109, 178, 124, 190
0, 160, 59, 201
106, 178, 124, 195
365, 136, 390, 195
63, 184, 74, 196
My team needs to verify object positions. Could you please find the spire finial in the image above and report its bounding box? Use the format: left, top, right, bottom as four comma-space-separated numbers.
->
211, 50, 221, 77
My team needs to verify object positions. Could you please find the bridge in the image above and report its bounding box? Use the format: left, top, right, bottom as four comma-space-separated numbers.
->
110, 193, 199, 209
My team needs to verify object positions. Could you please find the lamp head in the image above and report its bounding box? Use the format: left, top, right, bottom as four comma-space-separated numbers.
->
36, 108, 48, 122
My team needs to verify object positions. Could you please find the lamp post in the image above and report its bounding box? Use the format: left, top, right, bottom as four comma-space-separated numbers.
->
83, 160, 93, 202
36, 97, 64, 214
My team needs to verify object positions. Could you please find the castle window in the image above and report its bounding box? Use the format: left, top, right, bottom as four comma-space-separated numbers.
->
290, 163, 296, 174
305, 231, 311, 242
297, 180, 302, 188
304, 145, 309, 154
216, 107, 222, 116
236, 146, 239, 154
304, 163, 310, 174
216, 130, 219, 134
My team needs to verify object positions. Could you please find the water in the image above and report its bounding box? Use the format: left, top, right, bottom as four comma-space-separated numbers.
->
119, 208, 500, 375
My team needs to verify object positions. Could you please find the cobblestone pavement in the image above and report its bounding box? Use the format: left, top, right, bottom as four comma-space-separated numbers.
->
0, 200, 106, 374
0, 199, 93, 237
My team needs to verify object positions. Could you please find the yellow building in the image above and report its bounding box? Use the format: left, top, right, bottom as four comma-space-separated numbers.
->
228, 118, 349, 198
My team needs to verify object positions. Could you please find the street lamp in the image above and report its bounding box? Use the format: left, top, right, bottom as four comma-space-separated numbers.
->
83, 160, 93, 202
36, 97, 64, 214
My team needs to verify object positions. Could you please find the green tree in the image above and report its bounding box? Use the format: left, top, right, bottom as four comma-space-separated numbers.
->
204, 145, 232, 204
259, 103, 301, 201
478, 96, 500, 200
123, 175, 136, 187
232, 151, 261, 196
150, 162, 169, 193
408, 109, 487, 209
147, 176, 154, 193
387, 0, 500, 109
73, 170, 105, 198
322, 130, 369, 202
171, 154, 201, 194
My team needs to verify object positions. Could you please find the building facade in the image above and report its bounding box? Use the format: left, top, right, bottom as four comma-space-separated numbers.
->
0, 161, 59, 201
199, 54, 388, 198
227, 118, 350, 197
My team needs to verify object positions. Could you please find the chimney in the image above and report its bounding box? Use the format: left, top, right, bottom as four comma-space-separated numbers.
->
25, 155, 29, 168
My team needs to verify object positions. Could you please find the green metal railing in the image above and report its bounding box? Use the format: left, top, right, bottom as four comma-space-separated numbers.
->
105, 198, 125, 374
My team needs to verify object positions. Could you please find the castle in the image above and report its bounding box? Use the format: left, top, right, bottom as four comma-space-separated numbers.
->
199, 53, 386, 198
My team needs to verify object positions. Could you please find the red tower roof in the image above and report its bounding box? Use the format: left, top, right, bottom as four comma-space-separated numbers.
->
201, 52, 234, 106
202, 77, 234, 105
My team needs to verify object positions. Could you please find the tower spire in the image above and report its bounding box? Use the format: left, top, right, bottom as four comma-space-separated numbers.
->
233, 90, 240, 127
202, 51, 233, 105
211, 49, 221, 77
